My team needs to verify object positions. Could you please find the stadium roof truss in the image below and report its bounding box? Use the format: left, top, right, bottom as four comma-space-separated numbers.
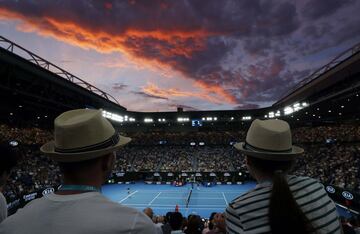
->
0, 36, 119, 105
276, 41, 360, 106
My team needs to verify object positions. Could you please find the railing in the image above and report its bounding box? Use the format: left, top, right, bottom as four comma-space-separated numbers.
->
0, 35, 119, 105
280, 41, 360, 101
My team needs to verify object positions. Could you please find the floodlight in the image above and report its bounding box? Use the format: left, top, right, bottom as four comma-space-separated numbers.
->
144, 118, 153, 123
284, 106, 293, 115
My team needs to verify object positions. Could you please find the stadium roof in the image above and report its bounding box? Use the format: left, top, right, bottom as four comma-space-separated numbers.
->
0, 35, 359, 130
274, 42, 360, 107
0, 36, 126, 127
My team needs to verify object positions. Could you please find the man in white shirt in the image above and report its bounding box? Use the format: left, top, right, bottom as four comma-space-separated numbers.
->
0, 109, 160, 234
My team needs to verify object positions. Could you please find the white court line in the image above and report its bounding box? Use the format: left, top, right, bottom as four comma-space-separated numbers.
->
222, 192, 228, 205
119, 190, 138, 203
148, 192, 162, 206
123, 204, 226, 207
126, 190, 250, 193
158, 197, 223, 200
125, 206, 225, 210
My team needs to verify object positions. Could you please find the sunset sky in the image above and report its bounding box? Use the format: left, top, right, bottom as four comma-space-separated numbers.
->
0, 0, 360, 112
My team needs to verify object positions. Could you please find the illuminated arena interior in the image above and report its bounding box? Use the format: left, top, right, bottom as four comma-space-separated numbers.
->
1, 35, 360, 226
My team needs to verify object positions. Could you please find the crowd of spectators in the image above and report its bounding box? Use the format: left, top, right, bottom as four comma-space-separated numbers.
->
194, 147, 235, 172
127, 131, 245, 146
292, 124, 360, 143
143, 208, 226, 234
294, 143, 360, 192
3, 147, 61, 202
143, 207, 360, 234
1, 123, 360, 205
0, 124, 51, 145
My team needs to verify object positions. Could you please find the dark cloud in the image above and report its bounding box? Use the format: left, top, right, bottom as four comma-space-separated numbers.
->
302, 0, 354, 20
112, 83, 128, 91
301, 24, 331, 40
0, 0, 359, 110
131, 91, 169, 100
331, 19, 360, 44
243, 37, 271, 56
234, 103, 260, 110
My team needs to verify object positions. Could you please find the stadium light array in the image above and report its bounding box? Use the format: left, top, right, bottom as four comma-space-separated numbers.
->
202, 116, 218, 122
268, 110, 281, 118
102, 110, 123, 122
283, 102, 309, 116
144, 118, 153, 123
177, 117, 189, 122
158, 118, 166, 122
102, 110, 136, 123
284, 106, 294, 115
242, 116, 252, 121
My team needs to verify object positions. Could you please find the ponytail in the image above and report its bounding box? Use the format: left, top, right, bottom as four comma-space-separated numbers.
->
247, 156, 314, 234
269, 170, 314, 234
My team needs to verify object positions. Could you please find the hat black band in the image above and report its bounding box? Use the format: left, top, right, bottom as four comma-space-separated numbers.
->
55, 133, 120, 154
244, 141, 292, 153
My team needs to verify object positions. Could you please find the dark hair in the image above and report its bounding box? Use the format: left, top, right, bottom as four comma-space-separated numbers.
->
247, 156, 314, 234
169, 212, 183, 230
0, 141, 20, 175
208, 212, 217, 230
165, 212, 173, 223
185, 215, 203, 234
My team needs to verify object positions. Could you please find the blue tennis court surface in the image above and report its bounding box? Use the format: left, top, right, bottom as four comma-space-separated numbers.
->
102, 182, 256, 218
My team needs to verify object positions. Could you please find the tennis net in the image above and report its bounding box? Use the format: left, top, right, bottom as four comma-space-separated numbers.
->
185, 189, 193, 208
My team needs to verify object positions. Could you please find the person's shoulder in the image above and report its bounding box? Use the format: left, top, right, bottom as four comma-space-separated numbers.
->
0, 192, 6, 206
90, 195, 158, 232
287, 175, 324, 189
288, 175, 320, 183
230, 183, 271, 205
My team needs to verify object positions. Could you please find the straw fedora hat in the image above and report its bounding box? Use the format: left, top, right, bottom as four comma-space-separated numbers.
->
234, 119, 303, 161
41, 109, 131, 162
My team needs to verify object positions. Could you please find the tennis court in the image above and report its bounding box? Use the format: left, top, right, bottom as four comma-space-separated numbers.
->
102, 182, 256, 218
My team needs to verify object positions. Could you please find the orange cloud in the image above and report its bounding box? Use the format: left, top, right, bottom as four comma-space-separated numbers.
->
0, 7, 210, 71
194, 81, 238, 104
0, 7, 237, 105
0, 8, 208, 55
142, 83, 233, 104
